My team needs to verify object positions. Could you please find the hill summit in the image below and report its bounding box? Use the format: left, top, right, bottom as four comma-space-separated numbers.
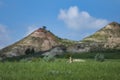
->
0, 22, 120, 58
0, 26, 61, 57
82, 22, 120, 49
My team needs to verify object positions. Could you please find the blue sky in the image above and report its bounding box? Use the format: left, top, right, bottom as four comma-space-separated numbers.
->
0, 0, 120, 48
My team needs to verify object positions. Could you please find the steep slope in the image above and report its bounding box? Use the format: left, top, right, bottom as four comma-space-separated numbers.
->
82, 22, 120, 49
0, 27, 61, 57
1, 22, 120, 58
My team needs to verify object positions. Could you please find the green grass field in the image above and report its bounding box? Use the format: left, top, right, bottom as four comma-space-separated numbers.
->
0, 59, 120, 80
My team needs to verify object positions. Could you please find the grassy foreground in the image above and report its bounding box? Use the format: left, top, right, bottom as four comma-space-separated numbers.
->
0, 59, 120, 80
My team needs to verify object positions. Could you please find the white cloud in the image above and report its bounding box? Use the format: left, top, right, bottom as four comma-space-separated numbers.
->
26, 25, 39, 36
58, 6, 109, 30
0, 24, 10, 49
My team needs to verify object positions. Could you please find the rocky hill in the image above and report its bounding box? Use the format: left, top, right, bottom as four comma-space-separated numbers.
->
0, 26, 78, 58
0, 22, 120, 59
82, 22, 120, 49
0, 27, 61, 57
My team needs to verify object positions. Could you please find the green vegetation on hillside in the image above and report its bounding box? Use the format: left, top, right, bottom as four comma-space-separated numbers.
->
58, 38, 78, 47
57, 51, 120, 59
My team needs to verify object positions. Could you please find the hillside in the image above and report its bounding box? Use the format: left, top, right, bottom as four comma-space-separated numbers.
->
0, 27, 60, 57
82, 22, 120, 49
0, 22, 120, 58
0, 26, 77, 58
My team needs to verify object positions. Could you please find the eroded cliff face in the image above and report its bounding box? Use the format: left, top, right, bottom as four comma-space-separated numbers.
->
0, 22, 120, 58
0, 27, 61, 57
20, 28, 59, 51
82, 22, 120, 49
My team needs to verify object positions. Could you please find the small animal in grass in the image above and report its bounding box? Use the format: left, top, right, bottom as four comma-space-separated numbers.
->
69, 57, 85, 63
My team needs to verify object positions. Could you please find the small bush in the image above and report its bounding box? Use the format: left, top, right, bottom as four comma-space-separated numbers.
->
95, 53, 105, 62
25, 48, 35, 55
64, 53, 72, 59
31, 58, 41, 62
43, 55, 55, 62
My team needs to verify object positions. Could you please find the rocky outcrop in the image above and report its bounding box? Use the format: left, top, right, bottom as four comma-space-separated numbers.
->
0, 27, 61, 58
42, 46, 66, 56
82, 22, 120, 49
67, 43, 90, 53
0, 22, 120, 59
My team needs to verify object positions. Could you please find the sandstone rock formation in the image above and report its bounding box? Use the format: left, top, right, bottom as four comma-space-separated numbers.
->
0, 27, 61, 57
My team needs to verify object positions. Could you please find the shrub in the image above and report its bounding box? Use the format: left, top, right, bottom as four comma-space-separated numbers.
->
25, 48, 31, 55
31, 58, 41, 62
43, 55, 55, 62
25, 48, 35, 55
64, 53, 72, 59
95, 53, 105, 62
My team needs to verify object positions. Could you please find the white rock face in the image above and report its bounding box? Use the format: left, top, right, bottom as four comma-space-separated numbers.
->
31, 31, 46, 38
42, 47, 64, 56
41, 40, 51, 51
105, 25, 113, 29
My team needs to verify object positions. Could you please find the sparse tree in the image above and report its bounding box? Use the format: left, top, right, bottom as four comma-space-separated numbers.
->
43, 54, 55, 62
43, 26, 46, 30
25, 48, 35, 55
95, 53, 105, 62
25, 48, 31, 55
31, 48, 35, 54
